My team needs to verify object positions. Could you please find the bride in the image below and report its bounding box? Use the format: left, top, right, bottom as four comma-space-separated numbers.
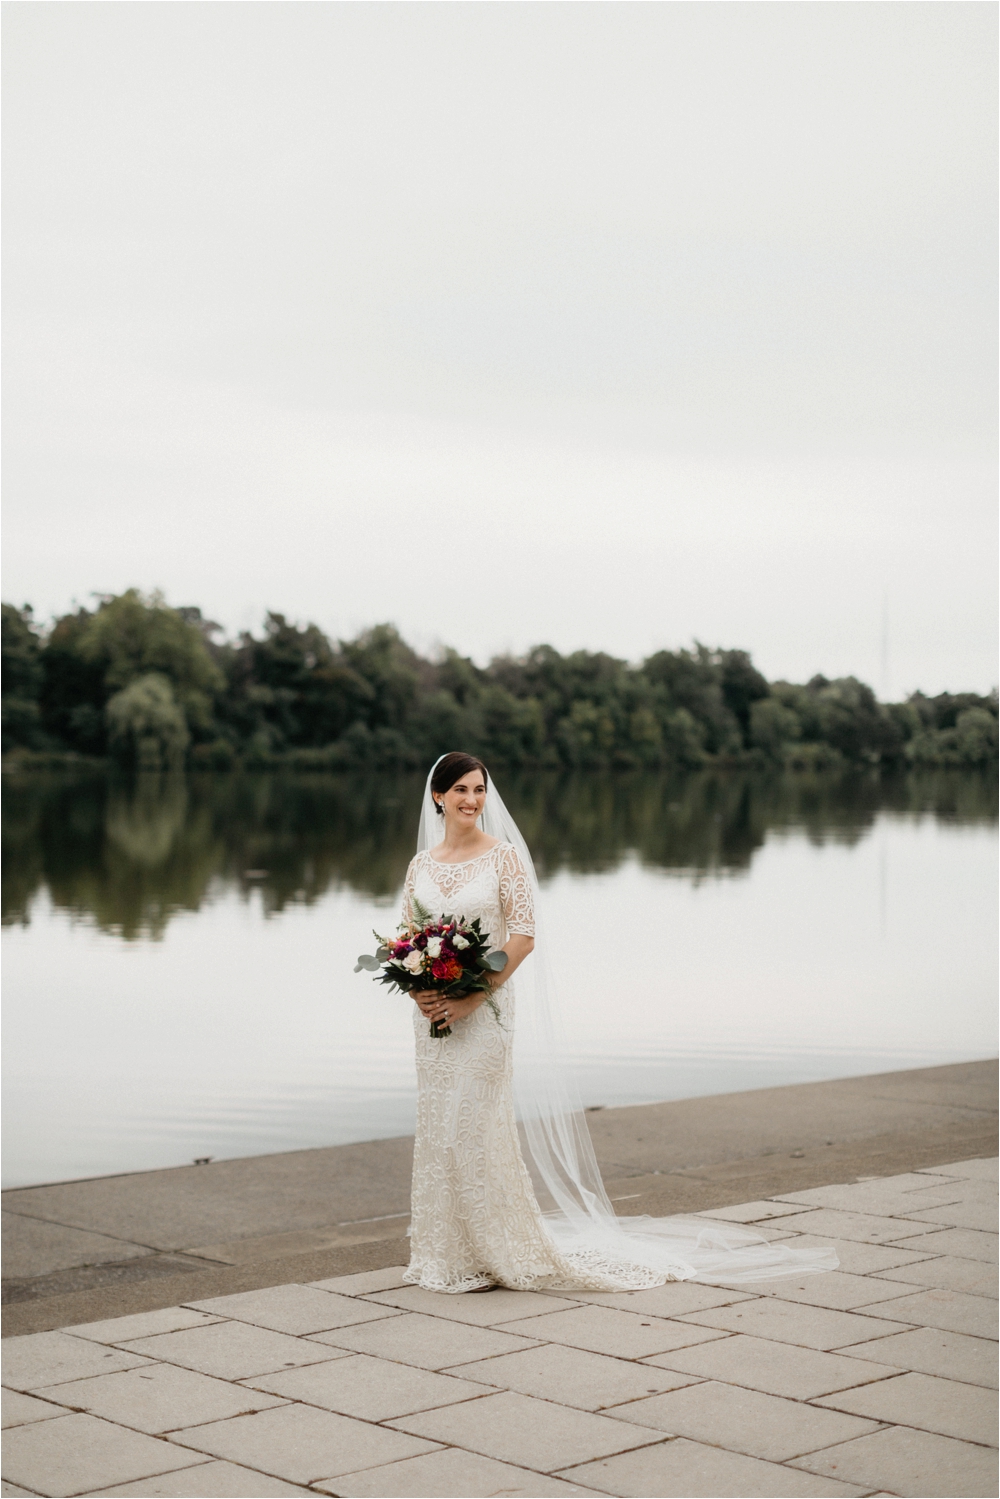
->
401, 751, 836, 1294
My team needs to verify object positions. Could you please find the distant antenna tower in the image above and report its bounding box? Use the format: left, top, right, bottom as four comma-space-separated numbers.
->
880, 591, 890, 701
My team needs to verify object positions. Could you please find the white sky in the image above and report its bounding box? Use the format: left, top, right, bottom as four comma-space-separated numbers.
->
3, 1, 996, 695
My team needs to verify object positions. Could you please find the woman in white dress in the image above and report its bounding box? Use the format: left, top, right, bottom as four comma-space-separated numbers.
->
402, 752, 836, 1295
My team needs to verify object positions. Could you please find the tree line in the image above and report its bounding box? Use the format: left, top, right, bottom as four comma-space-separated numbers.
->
2, 590, 996, 771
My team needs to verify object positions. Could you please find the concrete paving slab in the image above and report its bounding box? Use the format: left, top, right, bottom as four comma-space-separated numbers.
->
166, 1403, 440, 1485
603, 1379, 881, 1462
836, 1326, 998, 1387
690, 1218, 796, 1242
904, 1175, 994, 1200
501, 1304, 731, 1361
919, 1157, 998, 1181
872, 1254, 998, 1298
1, 1390, 66, 1429
2, 1331, 152, 1392
645, 1333, 897, 1399
762, 1235, 941, 1276
557, 1283, 754, 1317
40, 1361, 287, 1434
387, 1387, 662, 1472
89, 1459, 315, 1495
362, 1284, 584, 1325
871, 1286, 998, 1338
902, 1199, 997, 1233
65, 1308, 223, 1345
116, 1321, 333, 1381
1, 1483, 36, 1497
736, 1269, 931, 1311
308, 1309, 543, 1369
1, 1411, 205, 1497
448, 1342, 700, 1411
691, 1201, 812, 1223
814, 1370, 998, 1446
887, 1226, 997, 1262
768, 1208, 936, 1244
2, 1213, 154, 1280
677, 1297, 914, 1350
557, 1435, 868, 1496
789, 1423, 998, 1497
316, 1447, 601, 1497
773, 1174, 970, 1207
242, 1352, 490, 1421
308, 1266, 409, 1296
184, 1285, 402, 1335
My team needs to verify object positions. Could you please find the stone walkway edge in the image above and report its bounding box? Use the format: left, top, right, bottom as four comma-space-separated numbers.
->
2, 1157, 996, 1499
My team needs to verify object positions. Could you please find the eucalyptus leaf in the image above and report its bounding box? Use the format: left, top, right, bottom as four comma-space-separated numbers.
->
355, 953, 382, 972
484, 951, 509, 971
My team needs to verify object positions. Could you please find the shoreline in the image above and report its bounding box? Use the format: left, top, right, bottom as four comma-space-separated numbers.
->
3, 1058, 996, 1338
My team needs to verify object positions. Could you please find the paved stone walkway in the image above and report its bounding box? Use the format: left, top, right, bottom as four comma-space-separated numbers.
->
2, 1158, 996, 1498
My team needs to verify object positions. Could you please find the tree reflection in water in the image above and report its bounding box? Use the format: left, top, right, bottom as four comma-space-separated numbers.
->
3, 768, 996, 940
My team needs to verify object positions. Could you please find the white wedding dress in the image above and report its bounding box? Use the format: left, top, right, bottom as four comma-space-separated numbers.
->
403, 842, 666, 1292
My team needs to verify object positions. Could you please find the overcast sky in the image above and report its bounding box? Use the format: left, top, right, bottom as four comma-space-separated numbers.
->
3, 2, 996, 695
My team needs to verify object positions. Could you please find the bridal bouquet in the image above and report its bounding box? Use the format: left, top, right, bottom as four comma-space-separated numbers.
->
355, 898, 508, 1037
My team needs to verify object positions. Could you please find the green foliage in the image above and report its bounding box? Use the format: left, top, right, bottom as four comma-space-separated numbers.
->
2, 605, 46, 751
30, 591, 224, 754
3, 589, 996, 770
105, 674, 191, 770
749, 696, 802, 760
908, 705, 999, 767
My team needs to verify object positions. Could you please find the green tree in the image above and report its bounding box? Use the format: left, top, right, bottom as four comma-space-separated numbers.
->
37, 592, 224, 754
719, 650, 770, 745
38, 608, 108, 752
1, 604, 46, 750
643, 648, 742, 756
749, 696, 802, 760
79, 590, 223, 739
105, 674, 191, 770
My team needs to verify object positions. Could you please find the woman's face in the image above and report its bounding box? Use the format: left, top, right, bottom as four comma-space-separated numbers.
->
436, 768, 487, 826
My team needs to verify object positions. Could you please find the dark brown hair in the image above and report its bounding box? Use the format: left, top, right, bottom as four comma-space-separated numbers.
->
431, 752, 488, 814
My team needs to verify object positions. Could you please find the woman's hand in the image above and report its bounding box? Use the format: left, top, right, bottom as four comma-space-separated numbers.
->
411, 989, 483, 1028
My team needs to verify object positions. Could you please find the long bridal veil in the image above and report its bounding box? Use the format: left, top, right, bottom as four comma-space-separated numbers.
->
416, 760, 837, 1284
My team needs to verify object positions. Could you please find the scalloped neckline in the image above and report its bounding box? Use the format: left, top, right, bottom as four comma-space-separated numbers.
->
425, 841, 502, 868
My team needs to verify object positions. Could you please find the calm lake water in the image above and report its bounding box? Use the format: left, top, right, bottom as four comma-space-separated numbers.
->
3, 768, 997, 1188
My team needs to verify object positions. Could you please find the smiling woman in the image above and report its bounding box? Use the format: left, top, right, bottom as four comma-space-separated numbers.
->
410, 751, 535, 1053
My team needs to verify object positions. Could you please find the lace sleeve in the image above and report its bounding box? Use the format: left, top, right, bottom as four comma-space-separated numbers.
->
401, 856, 418, 925
498, 843, 535, 937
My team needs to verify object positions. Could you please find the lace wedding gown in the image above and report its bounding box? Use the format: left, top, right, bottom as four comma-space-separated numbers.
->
402, 841, 672, 1293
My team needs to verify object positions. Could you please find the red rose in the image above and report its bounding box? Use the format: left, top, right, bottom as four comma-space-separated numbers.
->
431, 956, 462, 982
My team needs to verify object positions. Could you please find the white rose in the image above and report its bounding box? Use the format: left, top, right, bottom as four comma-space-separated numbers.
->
425, 937, 443, 959
402, 950, 424, 973
452, 933, 470, 950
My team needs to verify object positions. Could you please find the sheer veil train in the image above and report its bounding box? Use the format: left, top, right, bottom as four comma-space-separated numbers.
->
416, 757, 837, 1284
